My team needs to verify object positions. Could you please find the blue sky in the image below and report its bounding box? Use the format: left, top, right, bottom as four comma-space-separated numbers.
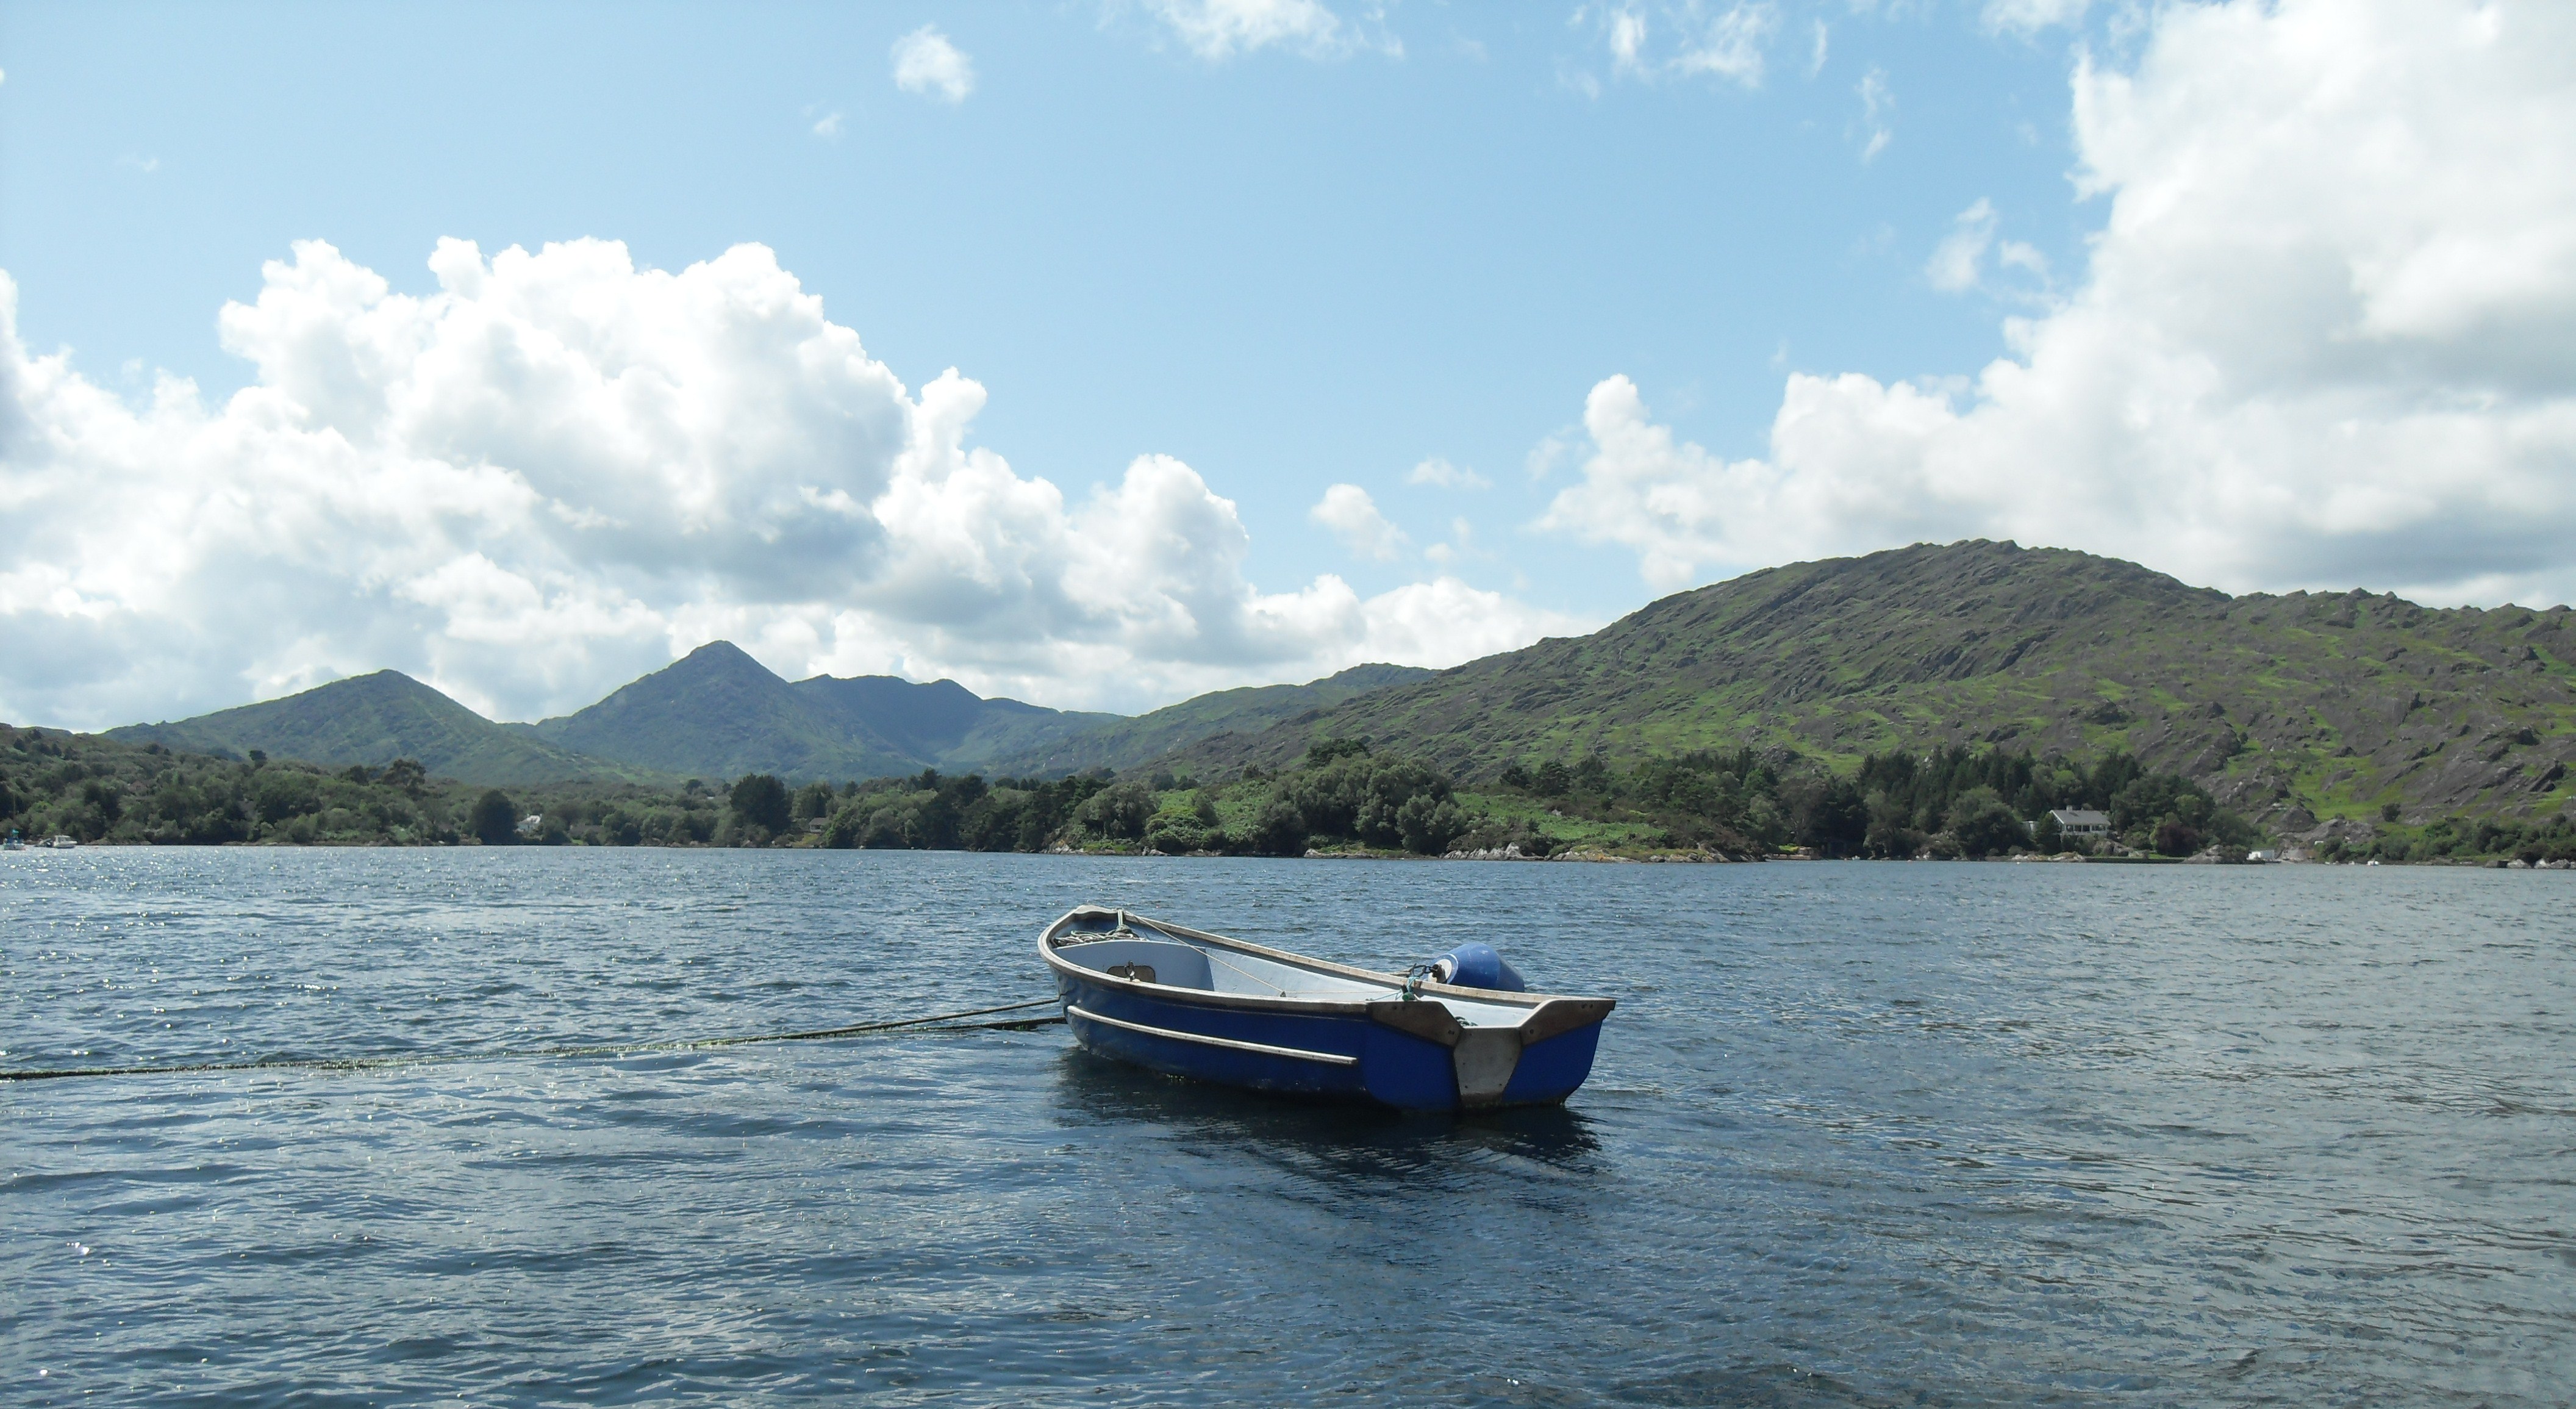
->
4, 2, 2091, 614
2, 1, 2570, 725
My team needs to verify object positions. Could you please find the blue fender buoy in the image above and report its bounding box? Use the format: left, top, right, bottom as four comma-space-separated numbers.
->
1429, 942, 1527, 992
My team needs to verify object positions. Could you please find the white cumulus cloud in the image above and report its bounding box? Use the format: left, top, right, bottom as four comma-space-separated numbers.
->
892, 26, 975, 103
1347, 575, 1578, 663
1539, 0, 2576, 610
1309, 483, 1411, 561
0, 238, 1576, 730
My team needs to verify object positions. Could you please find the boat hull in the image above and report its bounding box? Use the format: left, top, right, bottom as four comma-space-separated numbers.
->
1053, 968, 1606, 1113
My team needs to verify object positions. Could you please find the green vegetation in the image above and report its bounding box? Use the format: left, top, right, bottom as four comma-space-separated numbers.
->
23, 542, 2576, 871
519, 641, 1116, 781
801, 737, 2249, 861
812, 770, 1113, 851
468, 789, 518, 845
1249, 742, 1470, 855
977, 663, 1433, 777
2327, 814, 2576, 866
728, 773, 793, 833
95, 641, 1132, 794
0, 725, 728, 847
523, 642, 926, 782
104, 670, 658, 786
790, 739, 1469, 856
7, 722, 2561, 864
1479, 745, 2259, 859
1151, 540, 2576, 838
84, 544, 2576, 867
2, 723, 457, 844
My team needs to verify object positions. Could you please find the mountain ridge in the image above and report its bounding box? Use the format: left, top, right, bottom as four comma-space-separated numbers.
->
975, 662, 1436, 777
98, 540, 2576, 837
104, 670, 662, 786
518, 642, 918, 782
512, 642, 1121, 780
789, 673, 1119, 773
103, 642, 1397, 787
1148, 540, 2576, 830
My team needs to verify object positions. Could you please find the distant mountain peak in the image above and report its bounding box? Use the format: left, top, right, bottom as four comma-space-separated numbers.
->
660, 640, 783, 681
102, 667, 648, 785
514, 644, 1116, 783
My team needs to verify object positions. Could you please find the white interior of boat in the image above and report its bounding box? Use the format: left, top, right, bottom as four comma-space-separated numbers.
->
1049, 912, 1536, 1028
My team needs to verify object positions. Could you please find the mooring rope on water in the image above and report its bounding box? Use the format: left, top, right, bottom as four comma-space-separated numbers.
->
0, 997, 1065, 1085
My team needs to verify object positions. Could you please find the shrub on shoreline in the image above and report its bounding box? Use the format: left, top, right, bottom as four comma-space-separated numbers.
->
9, 722, 2561, 863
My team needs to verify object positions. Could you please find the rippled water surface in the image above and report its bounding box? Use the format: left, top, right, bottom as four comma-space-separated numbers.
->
4, 849, 2572, 1405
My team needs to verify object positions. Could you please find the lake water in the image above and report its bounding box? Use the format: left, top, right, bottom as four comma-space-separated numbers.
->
4, 850, 2572, 1406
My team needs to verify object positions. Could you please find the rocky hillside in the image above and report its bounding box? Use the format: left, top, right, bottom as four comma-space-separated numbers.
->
1153, 541, 2576, 833
978, 663, 1433, 777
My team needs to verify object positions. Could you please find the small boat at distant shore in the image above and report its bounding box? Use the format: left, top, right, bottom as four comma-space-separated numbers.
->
1040, 905, 1614, 1113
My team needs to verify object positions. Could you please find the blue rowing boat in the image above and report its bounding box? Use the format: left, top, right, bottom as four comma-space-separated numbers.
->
1041, 905, 1615, 1112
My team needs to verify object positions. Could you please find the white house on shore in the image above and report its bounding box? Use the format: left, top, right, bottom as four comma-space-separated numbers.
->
2042, 809, 2111, 844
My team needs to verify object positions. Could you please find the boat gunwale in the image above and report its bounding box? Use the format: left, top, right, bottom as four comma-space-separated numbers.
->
1064, 1003, 1361, 1066
1037, 905, 1615, 1020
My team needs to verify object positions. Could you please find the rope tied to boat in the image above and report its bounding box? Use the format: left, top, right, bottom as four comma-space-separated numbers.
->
1398, 963, 1437, 1003
0, 997, 1065, 1085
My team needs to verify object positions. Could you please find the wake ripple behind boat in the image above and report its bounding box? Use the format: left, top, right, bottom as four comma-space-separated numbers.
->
1041, 905, 1614, 1112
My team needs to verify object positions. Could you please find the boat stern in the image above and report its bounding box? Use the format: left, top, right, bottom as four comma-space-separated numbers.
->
1365, 996, 1613, 1111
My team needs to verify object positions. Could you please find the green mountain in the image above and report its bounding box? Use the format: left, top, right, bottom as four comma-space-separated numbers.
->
981, 663, 1435, 777
517, 642, 918, 782
1151, 540, 2576, 831
97, 641, 1412, 790
514, 640, 1114, 782
104, 670, 655, 786
790, 673, 1115, 773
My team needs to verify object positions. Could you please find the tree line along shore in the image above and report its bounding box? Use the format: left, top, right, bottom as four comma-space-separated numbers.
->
7, 723, 2571, 866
